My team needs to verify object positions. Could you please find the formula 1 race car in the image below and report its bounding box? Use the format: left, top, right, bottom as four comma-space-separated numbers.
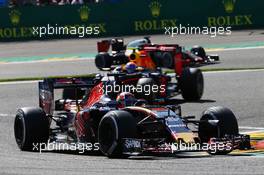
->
95, 37, 219, 70
101, 66, 203, 102
101, 44, 204, 102
14, 77, 250, 158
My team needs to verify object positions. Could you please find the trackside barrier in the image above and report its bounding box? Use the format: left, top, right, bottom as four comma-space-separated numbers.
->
0, 0, 263, 41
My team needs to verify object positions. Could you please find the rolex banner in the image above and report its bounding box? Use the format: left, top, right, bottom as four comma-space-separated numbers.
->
0, 0, 263, 41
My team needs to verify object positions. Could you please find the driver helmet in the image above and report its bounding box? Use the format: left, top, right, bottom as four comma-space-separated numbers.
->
116, 92, 136, 108
125, 62, 137, 74
112, 65, 122, 73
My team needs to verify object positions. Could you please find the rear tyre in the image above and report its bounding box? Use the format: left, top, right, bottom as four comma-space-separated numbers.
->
191, 46, 206, 58
98, 110, 137, 158
179, 67, 204, 101
14, 107, 49, 151
136, 78, 159, 102
95, 53, 112, 69
161, 52, 174, 69
198, 106, 239, 155
149, 52, 162, 67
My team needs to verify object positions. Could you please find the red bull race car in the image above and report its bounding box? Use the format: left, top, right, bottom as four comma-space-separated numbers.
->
14, 77, 250, 158
95, 37, 219, 70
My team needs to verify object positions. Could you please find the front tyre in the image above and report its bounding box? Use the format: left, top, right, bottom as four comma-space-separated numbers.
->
161, 52, 174, 69
98, 110, 137, 158
198, 106, 239, 155
14, 107, 49, 151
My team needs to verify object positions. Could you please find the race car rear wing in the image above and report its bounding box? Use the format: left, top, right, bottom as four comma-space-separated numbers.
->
140, 44, 182, 52
140, 44, 184, 75
38, 76, 97, 115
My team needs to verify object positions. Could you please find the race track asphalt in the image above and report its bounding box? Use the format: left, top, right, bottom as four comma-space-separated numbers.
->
0, 70, 264, 175
0, 31, 264, 174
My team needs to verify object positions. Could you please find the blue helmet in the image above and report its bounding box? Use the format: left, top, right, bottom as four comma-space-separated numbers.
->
125, 62, 137, 73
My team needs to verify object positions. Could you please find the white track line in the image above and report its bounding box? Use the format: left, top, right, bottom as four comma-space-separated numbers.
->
0, 113, 14, 117
239, 126, 264, 134
204, 69, 264, 74
206, 46, 264, 52
0, 80, 38, 85
240, 126, 264, 130
167, 69, 264, 77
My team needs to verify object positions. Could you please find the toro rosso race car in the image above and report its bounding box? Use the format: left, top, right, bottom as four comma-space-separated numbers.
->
14, 77, 250, 158
95, 37, 219, 70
